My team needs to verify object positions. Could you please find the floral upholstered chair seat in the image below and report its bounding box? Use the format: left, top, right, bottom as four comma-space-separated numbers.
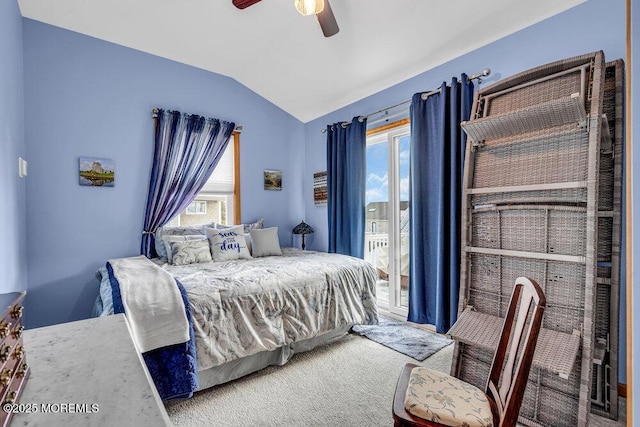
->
404, 367, 494, 427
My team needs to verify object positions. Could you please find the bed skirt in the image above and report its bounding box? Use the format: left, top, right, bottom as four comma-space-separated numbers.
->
196, 326, 351, 391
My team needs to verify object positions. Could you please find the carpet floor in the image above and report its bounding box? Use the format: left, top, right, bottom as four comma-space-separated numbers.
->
165, 332, 626, 426
165, 332, 452, 426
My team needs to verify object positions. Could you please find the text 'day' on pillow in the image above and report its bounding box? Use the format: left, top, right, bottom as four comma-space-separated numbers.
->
206, 226, 252, 262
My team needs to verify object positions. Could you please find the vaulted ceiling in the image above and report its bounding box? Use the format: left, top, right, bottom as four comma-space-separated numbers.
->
18, 0, 586, 122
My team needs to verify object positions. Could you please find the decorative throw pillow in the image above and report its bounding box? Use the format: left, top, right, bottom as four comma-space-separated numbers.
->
206, 226, 252, 262
169, 239, 213, 266
163, 235, 207, 264
217, 218, 264, 234
250, 227, 282, 257
154, 221, 217, 259
244, 233, 253, 255
242, 218, 264, 233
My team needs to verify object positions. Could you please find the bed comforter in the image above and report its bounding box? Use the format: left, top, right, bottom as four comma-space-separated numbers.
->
99, 249, 378, 375
159, 248, 378, 371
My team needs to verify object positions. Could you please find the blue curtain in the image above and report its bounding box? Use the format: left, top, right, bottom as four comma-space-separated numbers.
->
141, 109, 235, 257
326, 117, 367, 258
408, 75, 473, 333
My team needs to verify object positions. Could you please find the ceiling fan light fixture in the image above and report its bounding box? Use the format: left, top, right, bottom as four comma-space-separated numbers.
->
295, 0, 324, 16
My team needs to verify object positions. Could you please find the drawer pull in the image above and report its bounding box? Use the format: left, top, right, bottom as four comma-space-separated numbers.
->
0, 322, 10, 339
9, 306, 23, 319
0, 345, 11, 363
4, 391, 16, 406
11, 326, 23, 340
16, 363, 28, 378
0, 369, 13, 386
12, 345, 23, 361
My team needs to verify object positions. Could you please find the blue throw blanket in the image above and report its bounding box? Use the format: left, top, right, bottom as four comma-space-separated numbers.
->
107, 262, 198, 400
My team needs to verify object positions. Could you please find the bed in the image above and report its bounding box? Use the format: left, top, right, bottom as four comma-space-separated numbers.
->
94, 227, 378, 400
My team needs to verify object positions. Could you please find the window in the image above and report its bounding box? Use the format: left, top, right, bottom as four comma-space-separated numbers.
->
185, 201, 207, 215
167, 132, 241, 227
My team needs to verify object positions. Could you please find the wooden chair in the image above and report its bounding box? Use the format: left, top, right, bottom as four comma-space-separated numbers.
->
392, 277, 546, 427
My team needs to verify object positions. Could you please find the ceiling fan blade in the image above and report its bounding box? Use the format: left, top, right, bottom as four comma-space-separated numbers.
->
232, 0, 261, 9
317, 0, 339, 37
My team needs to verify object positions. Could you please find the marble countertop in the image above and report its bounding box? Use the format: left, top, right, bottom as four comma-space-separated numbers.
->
12, 314, 171, 426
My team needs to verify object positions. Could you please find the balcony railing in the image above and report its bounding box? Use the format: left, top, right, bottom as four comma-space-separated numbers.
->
364, 233, 390, 268
365, 232, 410, 310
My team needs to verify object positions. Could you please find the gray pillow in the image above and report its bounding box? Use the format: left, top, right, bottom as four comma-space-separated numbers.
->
217, 218, 264, 234
163, 235, 207, 264
169, 239, 213, 266
244, 233, 253, 255
250, 227, 282, 257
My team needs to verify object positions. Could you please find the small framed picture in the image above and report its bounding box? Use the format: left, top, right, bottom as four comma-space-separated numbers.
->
313, 171, 327, 206
264, 169, 282, 191
79, 157, 115, 187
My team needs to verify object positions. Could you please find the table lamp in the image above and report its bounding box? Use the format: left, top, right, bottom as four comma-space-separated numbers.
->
292, 221, 314, 250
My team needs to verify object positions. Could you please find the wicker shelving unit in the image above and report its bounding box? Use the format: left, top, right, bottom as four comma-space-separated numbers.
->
447, 52, 622, 426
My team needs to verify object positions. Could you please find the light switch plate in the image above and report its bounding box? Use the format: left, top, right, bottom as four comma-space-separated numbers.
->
18, 157, 27, 178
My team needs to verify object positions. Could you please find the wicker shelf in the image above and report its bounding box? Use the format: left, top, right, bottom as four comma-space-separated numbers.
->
455, 52, 621, 425
448, 309, 581, 379
465, 246, 586, 264
466, 181, 587, 195
593, 340, 607, 365
600, 114, 612, 153
461, 93, 586, 142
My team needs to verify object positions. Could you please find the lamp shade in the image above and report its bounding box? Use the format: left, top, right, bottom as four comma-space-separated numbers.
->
294, 0, 324, 16
292, 221, 314, 235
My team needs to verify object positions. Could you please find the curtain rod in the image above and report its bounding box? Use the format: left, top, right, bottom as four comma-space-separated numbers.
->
321, 68, 490, 133
151, 109, 242, 132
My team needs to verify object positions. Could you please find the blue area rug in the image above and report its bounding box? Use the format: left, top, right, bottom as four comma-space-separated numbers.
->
351, 316, 453, 361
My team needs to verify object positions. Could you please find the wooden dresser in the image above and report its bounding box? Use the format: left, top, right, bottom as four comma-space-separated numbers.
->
0, 292, 29, 427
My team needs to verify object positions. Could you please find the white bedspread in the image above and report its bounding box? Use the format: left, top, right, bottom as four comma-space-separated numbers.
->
160, 249, 378, 371
108, 255, 189, 353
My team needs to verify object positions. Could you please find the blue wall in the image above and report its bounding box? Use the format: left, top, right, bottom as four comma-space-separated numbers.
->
22, 20, 304, 328
0, 1, 27, 295
303, 0, 627, 381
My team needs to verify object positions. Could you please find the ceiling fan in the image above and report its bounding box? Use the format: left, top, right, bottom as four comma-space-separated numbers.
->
232, 0, 340, 37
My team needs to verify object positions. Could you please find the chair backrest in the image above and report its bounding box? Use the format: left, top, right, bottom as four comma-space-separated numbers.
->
485, 277, 546, 426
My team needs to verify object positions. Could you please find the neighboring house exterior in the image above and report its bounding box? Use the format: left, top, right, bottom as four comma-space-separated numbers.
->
168, 199, 225, 227
365, 201, 409, 234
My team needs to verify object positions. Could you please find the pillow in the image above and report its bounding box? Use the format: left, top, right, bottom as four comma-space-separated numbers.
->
169, 239, 213, 266
206, 226, 252, 262
162, 235, 207, 264
250, 227, 282, 257
243, 218, 264, 233
244, 233, 253, 255
217, 218, 264, 234
154, 221, 217, 259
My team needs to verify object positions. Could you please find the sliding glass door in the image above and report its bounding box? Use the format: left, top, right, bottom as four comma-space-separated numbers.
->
364, 122, 410, 317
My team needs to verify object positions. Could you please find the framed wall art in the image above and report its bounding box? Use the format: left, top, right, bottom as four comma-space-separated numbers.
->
313, 171, 327, 206
264, 169, 282, 191
79, 157, 115, 187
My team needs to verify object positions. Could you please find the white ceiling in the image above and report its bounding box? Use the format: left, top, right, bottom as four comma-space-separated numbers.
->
18, 0, 585, 123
